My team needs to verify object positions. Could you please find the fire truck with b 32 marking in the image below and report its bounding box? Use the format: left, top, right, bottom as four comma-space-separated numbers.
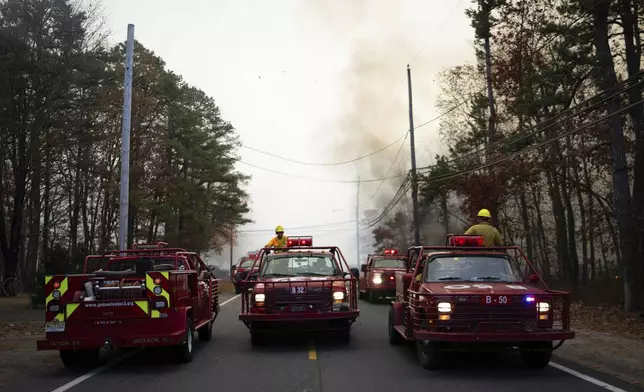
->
388, 234, 575, 370
238, 236, 360, 346
36, 242, 220, 368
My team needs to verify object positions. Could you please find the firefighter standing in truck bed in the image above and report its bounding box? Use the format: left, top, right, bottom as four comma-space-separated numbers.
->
265, 225, 288, 248
465, 209, 503, 247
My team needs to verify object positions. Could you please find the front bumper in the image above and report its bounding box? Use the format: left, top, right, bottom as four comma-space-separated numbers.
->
239, 310, 359, 322
414, 330, 575, 342
37, 329, 185, 350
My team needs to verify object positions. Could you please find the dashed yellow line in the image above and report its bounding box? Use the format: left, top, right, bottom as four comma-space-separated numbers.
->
308, 342, 317, 360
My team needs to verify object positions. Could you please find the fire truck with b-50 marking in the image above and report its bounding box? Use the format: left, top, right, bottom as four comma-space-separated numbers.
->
388, 235, 575, 370
36, 242, 220, 368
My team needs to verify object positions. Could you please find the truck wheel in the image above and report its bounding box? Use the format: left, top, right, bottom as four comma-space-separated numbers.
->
250, 331, 265, 347
336, 328, 351, 344
175, 318, 194, 363
417, 340, 442, 370
369, 291, 378, 303
520, 342, 553, 369
198, 320, 213, 342
388, 306, 403, 345
60, 348, 99, 370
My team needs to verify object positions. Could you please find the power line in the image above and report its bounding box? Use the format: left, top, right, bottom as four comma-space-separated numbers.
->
362, 82, 644, 230
240, 132, 407, 167
368, 132, 409, 203
238, 220, 356, 233
417, 73, 644, 173
236, 160, 407, 183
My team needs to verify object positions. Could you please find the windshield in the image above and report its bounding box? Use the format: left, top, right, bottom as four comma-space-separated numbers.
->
424, 255, 521, 283
105, 257, 185, 272
239, 258, 255, 268
260, 254, 339, 277
373, 258, 406, 268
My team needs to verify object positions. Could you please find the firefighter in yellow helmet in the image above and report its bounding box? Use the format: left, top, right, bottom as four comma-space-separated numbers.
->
464, 209, 503, 247
265, 225, 288, 248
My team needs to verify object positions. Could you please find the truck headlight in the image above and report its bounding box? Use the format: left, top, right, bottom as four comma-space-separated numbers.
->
372, 274, 382, 284
437, 302, 452, 313
255, 293, 265, 303
537, 302, 549, 312
333, 291, 344, 301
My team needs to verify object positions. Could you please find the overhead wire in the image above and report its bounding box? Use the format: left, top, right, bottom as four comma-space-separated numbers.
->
361, 77, 644, 229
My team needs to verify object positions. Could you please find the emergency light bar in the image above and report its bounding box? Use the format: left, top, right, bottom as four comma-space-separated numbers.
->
448, 235, 484, 247
132, 242, 168, 249
383, 249, 399, 255
287, 236, 313, 247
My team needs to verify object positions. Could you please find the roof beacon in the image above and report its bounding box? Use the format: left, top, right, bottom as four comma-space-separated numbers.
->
383, 249, 399, 255
287, 236, 313, 247
448, 235, 484, 247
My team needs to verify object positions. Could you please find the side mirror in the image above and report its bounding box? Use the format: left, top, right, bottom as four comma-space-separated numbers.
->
528, 273, 539, 283
360, 264, 367, 273
350, 267, 360, 279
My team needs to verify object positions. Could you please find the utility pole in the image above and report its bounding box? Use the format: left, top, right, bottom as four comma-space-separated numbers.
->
407, 65, 421, 246
356, 176, 360, 268
119, 24, 135, 252
229, 225, 234, 280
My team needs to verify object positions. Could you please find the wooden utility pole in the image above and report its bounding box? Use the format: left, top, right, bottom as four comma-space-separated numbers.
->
119, 24, 135, 252
407, 65, 421, 246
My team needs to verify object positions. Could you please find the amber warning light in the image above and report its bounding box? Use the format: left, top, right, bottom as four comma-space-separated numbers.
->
449, 235, 484, 247
287, 236, 313, 247
383, 249, 399, 255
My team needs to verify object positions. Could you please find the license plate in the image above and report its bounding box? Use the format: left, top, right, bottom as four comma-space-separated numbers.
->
482, 295, 511, 305
45, 321, 66, 333
290, 305, 305, 312
290, 286, 306, 294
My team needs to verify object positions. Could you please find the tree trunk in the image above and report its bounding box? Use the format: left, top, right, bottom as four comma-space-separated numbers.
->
590, 0, 641, 311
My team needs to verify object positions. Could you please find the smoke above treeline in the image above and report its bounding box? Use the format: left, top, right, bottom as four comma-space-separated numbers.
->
297, 0, 439, 208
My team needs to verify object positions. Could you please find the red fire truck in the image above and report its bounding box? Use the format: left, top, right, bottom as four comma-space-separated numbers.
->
36, 242, 220, 368
232, 251, 260, 294
239, 236, 360, 346
359, 248, 407, 302
388, 235, 575, 370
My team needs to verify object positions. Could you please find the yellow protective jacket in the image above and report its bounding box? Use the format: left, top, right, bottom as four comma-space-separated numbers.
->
464, 222, 503, 247
265, 236, 288, 248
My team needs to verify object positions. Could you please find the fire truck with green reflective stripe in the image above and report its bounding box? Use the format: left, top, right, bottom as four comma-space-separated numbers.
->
36, 242, 220, 368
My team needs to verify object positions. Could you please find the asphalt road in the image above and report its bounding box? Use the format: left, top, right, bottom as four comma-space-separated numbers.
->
4, 294, 642, 392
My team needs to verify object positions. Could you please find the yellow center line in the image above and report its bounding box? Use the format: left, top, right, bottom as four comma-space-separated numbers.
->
308, 341, 317, 360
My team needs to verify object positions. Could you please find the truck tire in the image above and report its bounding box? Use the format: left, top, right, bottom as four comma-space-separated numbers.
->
198, 320, 213, 342
388, 306, 403, 345
520, 342, 553, 369
60, 348, 99, 370
250, 331, 265, 347
175, 318, 194, 363
369, 290, 378, 303
336, 328, 351, 344
417, 340, 442, 370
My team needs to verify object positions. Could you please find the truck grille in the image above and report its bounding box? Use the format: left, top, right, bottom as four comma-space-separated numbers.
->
267, 288, 332, 312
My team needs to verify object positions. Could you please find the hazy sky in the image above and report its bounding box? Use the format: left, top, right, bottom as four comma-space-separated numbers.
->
101, 0, 476, 267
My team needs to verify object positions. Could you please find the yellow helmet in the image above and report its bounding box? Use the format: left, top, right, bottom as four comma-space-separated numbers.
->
477, 209, 491, 218
275, 225, 284, 233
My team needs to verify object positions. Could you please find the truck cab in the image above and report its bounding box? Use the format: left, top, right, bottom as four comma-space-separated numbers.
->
239, 236, 360, 346
388, 234, 575, 370
232, 251, 260, 294
359, 248, 407, 302
37, 242, 220, 368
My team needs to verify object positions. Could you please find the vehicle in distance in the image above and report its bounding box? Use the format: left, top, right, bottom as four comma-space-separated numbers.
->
37, 242, 220, 368
359, 248, 407, 302
388, 234, 575, 370
232, 251, 260, 294
239, 236, 360, 346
